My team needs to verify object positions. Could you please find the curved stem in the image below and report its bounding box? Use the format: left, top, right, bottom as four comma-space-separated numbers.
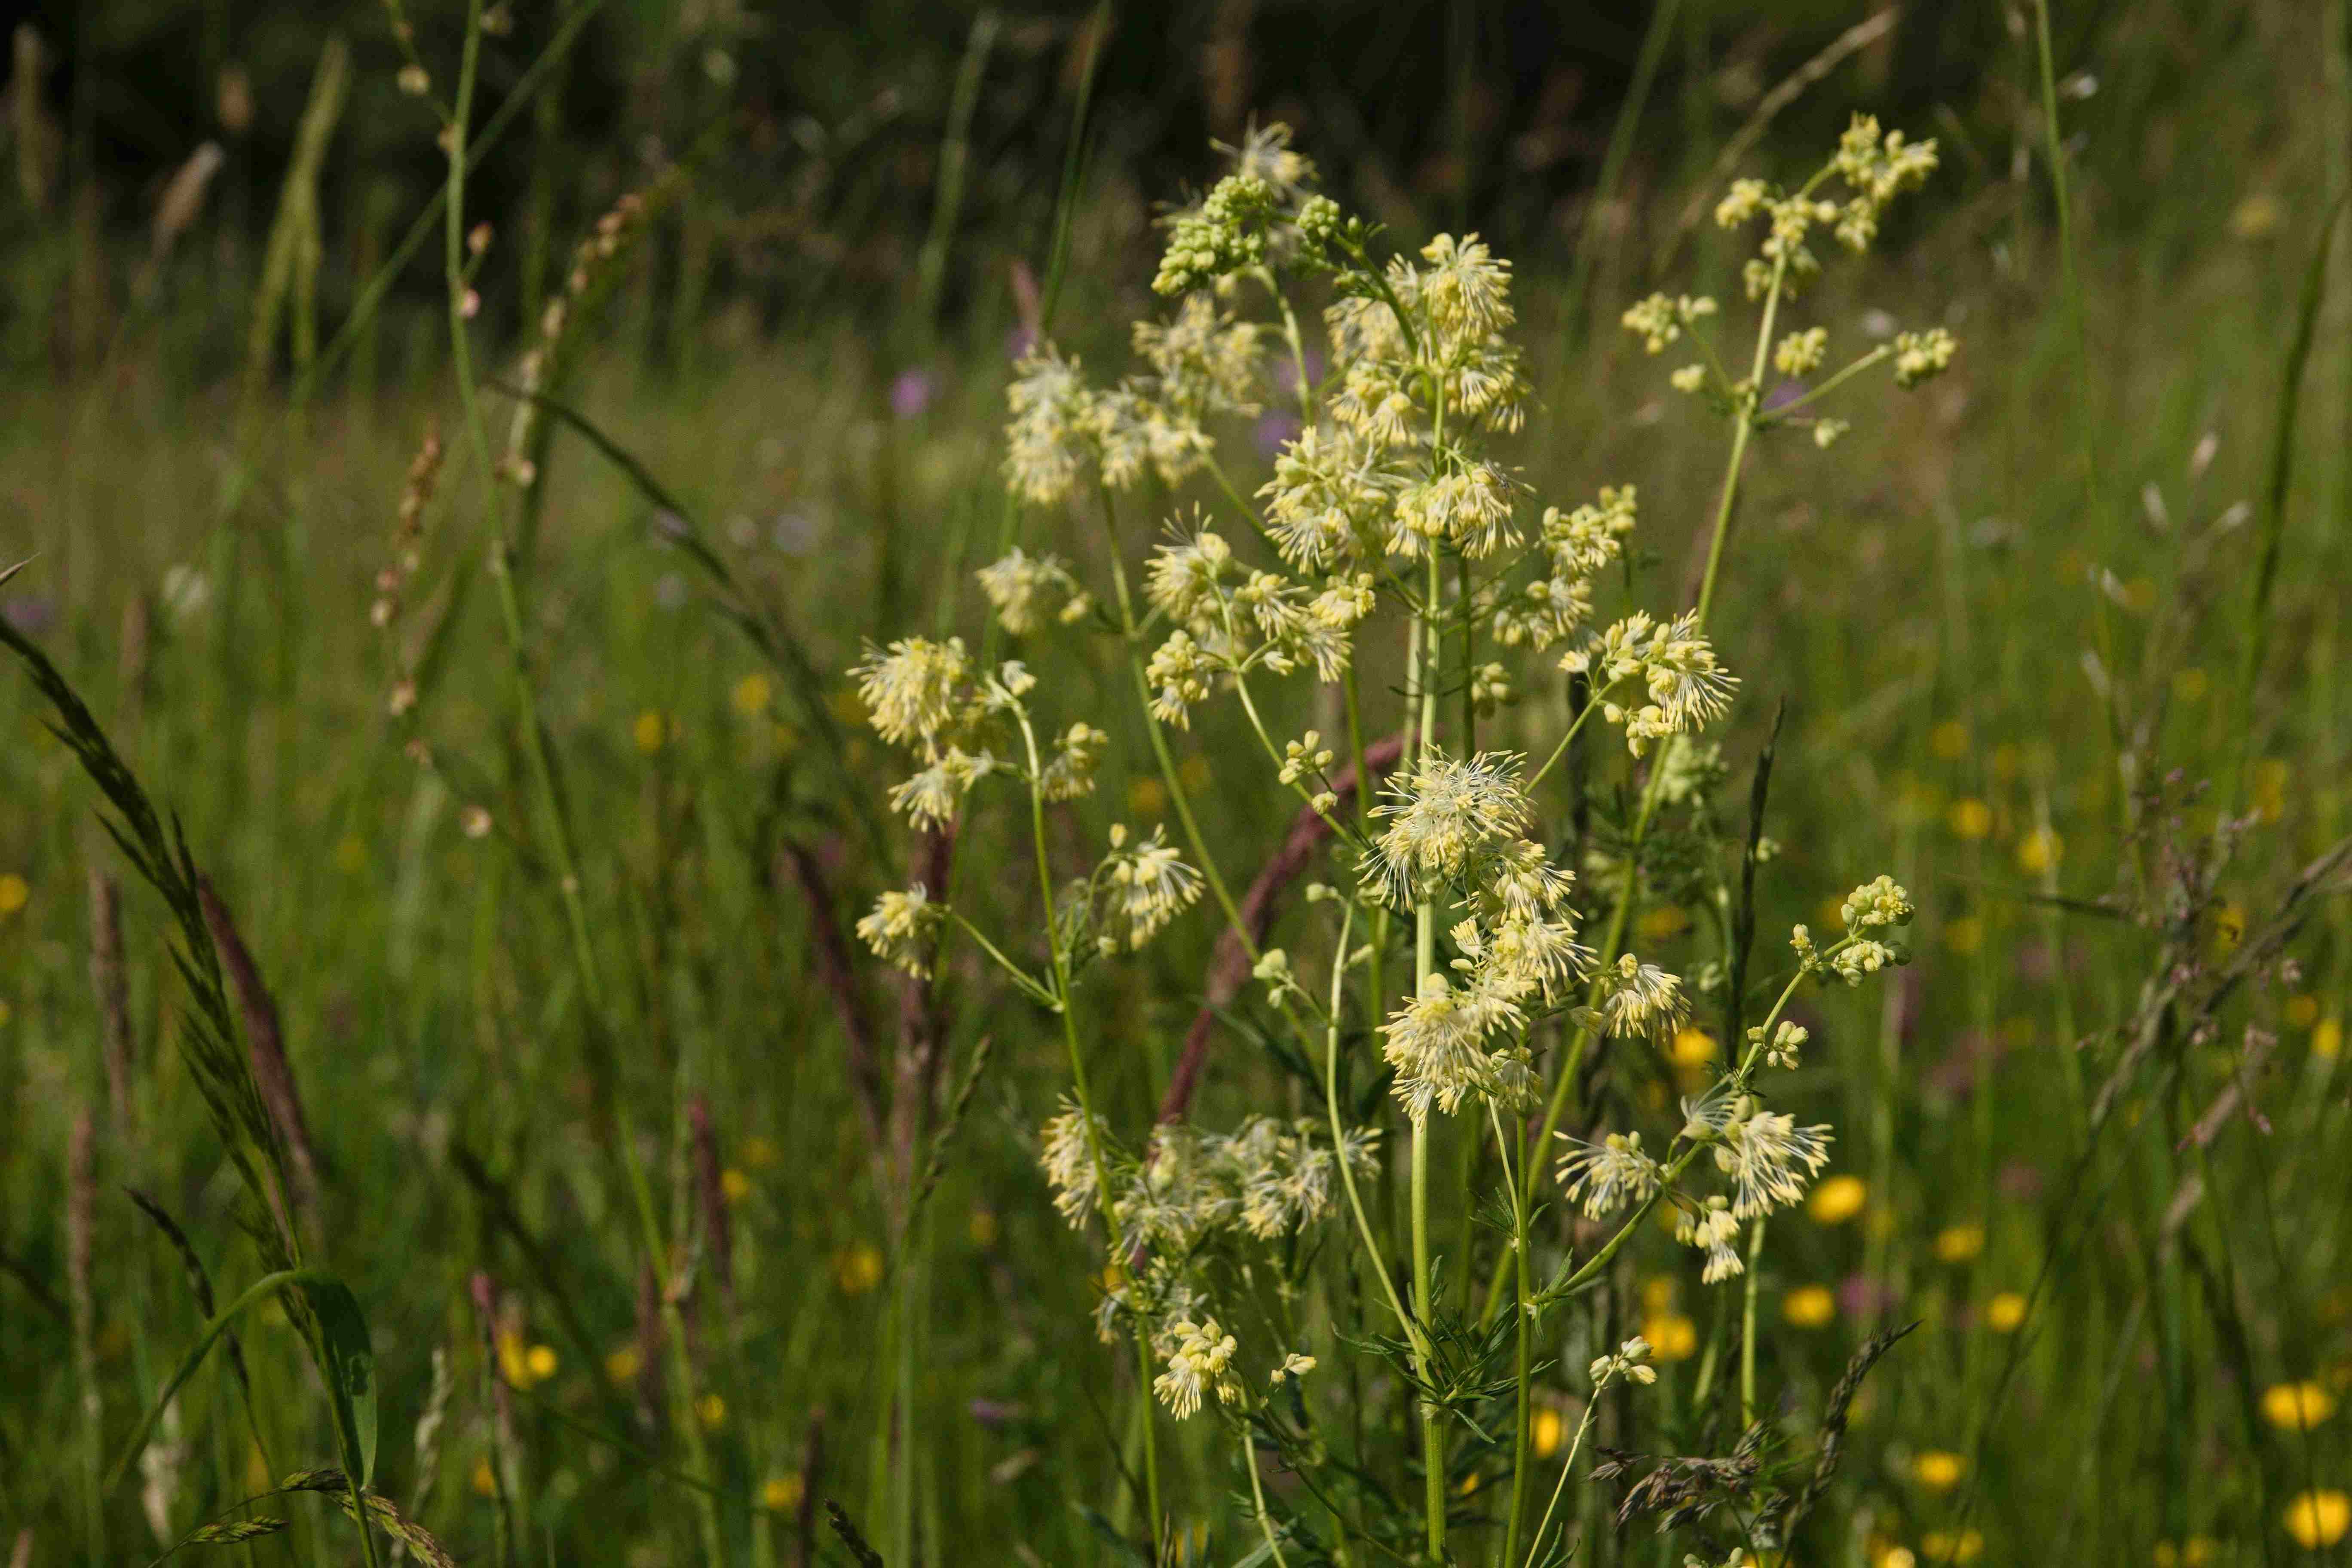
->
1322, 907, 1421, 1346
1520, 1382, 1605, 1568
1754, 343, 1892, 426
1096, 486, 1254, 954
1490, 1099, 1534, 1568
1523, 674, 1623, 793
1244, 1417, 1292, 1568
1491, 248, 1797, 1326
1017, 707, 1162, 1543
1740, 1215, 1767, 1428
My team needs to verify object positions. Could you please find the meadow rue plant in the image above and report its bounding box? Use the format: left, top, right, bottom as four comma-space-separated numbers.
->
848, 114, 1944, 1563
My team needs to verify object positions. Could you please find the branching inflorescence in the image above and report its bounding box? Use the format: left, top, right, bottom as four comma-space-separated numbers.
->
849, 114, 1951, 1561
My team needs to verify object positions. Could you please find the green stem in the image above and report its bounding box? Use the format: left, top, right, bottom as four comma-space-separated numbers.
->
1739, 1215, 1767, 1428
1017, 708, 1163, 1546
442, 12, 718, 1559
1322, 907, 1421, 1344
1411, 540, 1446, 1558
1096, 487, 1253, 950
1491, 245, 1795, 1327
1752, 343, 1893, 425
1491, 1100, 1534, 1568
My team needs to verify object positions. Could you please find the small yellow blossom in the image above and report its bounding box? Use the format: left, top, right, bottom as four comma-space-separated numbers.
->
1922, 1528, 1983, 1563
968, 1207, 999, 1248
833, 1241, 885, 1295
2015, 827, 2062, 876
1638, 904, 1691, 942
1933, 1223, 1985, 1263
525, 1344, 557, 1381
1873, 1546, 1917, 1568
2253, 758, 2289, 824
732, 673, 773, 716
721, 1168, 751, 1204
604, 1346, 641, 1383
2286, 994, 2321, 1029
1810, 1175, 1868, 1225
1642, 1313, 1698, 1362
2286, 1489, 2351, 1549
2154, 1538, 2218, 1568
696, 1393, 727, 1428
2211, 901, 2246, 951
2263, 1381, 2337, 1431
496, 1330, 531, 1386
472, 1457, 497, 1496
1782, 1285, 1837, 1328
1531, 1407, 1564, 1458
1669, 1026, 1717, 1067
1178, 755, 1211, 793
1947, 798, 1991, 839
0, 873, 26, 916
1641, 1276, 1677, 1314
1985, 1292, 2027, 1332
762, 1474, 805, 1513
1943, 917, 1984, 956
742, 1135, 779, 1168
633, 710, 672, 754
2231, 192, 2282, 239
1912, 1449, 1966, 1490
1127, 775, 1168, 818
2316, 1018, 2343, 1060
1929, 720, 1969, 761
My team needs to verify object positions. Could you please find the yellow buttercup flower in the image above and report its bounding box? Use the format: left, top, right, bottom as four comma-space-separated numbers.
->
968, 1207, 999, 1248
1985, 1291, 2027, 1332
604, 1346, 642, 1383
696, 1392, 727, 1428
1911, 1449, 1966, 1491
1934, 1223, 1985, 1264
762, 1474, 805, 1513
2154, 1538, 2217, 1567
1669, 1026, 1717, 1067
1921, 1528, 1982, 1563
1642, 1313, 1698, 1362
1810, 1175, 1868, 1225
1947, 798, 1992, 839
525, 1344, 557, 1381
0, 872, 27, 916
2317, 1018, 2344, 1060
1929, 720, 1969, 760
833, 1241, 885, 1295
1127, 775, 1168, 818
743, 1135, 779, 1168
2285, 1489, 2351, 1549
472, 1457, 498, 1496
1782, 1285, 1836, 1328
721, 1168, 751, 1204
1531, 1406, 1564, 1458
633, 709, 672, 754
2285, 994, 2321, 1029
732, 673, 773, 716
2015, 827, 2061, 876
2263, 1381, 2336, 1431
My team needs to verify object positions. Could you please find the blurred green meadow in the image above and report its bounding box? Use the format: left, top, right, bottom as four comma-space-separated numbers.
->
3, 2, 2351, 1565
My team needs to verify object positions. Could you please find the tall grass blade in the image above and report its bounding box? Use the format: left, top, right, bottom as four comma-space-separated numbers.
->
110, 1268, 376, 1501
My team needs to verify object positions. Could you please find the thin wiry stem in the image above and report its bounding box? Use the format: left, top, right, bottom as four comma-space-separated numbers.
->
442, 11, 717, 1556
1015, 705, 1163, 1541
